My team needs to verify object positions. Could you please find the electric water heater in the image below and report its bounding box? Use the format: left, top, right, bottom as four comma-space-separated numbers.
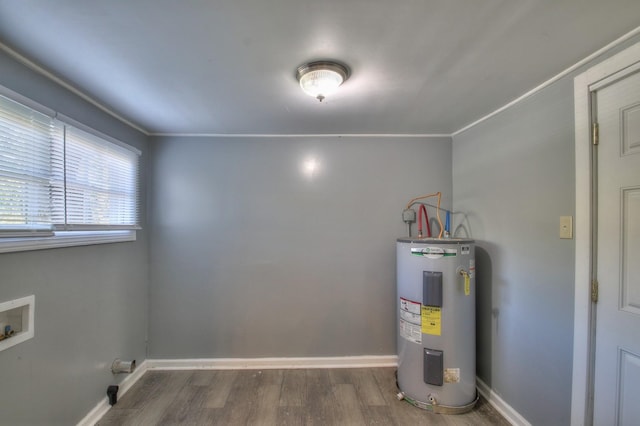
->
396, 238, 476, 413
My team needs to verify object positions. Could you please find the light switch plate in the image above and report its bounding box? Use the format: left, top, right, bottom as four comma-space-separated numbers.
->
560, 216, 573, 239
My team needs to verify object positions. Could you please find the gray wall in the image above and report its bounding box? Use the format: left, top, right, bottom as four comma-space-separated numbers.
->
148, 136, 451, 358
452, 81, 575, 424
452, 35, 640, 426
0, 50, 149, 425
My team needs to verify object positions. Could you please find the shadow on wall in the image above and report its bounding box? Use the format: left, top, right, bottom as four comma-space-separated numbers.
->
475, 244, 493, 388
453, 211, 472, 239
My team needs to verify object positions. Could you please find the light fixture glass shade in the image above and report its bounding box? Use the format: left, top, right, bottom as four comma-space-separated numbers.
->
297, 61, 349, 102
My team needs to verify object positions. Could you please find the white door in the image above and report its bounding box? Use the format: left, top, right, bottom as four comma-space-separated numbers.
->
593, 68, 640, 425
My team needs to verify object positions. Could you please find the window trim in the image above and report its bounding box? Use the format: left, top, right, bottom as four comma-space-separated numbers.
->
0, 85, 141, 253
0, 230, 137, 253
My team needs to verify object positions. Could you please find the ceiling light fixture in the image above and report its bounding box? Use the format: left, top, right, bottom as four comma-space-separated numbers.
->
296, 61, 350, 102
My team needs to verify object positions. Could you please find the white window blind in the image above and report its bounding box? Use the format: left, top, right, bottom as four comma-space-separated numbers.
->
0, 95, 57, 236
0, 91, 140, 239
52, 126, 140, 230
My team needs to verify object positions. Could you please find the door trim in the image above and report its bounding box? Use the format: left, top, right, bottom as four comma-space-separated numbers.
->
572, 41, 640, 426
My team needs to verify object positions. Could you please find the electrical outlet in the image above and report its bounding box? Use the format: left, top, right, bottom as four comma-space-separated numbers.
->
560, 216, 573, 239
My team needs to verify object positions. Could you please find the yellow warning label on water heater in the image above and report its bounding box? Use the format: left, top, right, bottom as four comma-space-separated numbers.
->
464, 274, 470, 296
421, 306, 441, 336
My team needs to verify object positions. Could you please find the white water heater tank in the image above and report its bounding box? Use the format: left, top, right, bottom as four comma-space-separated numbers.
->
396, 238, 476, 413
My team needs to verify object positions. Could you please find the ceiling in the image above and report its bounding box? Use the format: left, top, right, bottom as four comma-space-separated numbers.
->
0, 0, 639, 136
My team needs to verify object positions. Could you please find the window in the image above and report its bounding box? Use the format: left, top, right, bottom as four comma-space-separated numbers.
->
0, 91, 140, 252
52, 126, 140, 230
0, 96, 57, 236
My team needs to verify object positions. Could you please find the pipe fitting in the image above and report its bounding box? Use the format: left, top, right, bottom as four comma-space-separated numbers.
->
111, 358, 136, 374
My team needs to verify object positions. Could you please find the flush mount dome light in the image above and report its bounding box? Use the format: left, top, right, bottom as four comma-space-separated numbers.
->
296, 60, 350, 102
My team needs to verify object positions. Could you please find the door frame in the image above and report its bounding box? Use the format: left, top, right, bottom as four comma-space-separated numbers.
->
572, 42, 640, 426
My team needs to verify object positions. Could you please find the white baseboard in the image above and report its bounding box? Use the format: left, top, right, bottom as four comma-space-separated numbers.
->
76, 359, 149, 426
476, 377, 531, 426
146, 355, 399, 370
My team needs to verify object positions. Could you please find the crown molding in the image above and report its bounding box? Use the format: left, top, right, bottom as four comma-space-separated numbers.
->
149, 132, 451, 138
452, 25, 640, 137
0, 42, 150, 136
4, 24, 640, 139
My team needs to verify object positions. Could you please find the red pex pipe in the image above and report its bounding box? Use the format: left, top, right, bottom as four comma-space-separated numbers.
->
424, 205, 432, 237
418, 204, 431, 238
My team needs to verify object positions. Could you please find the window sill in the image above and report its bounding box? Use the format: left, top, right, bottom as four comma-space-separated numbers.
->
0, 230, 136, 254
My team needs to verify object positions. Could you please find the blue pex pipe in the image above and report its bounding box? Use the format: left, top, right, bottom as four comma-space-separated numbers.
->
445, 211, 450, 233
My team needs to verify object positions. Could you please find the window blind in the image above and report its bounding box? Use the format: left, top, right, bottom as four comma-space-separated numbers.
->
0, 95, 56, 236
0, 91, 140, 237
52, 125, 140, 230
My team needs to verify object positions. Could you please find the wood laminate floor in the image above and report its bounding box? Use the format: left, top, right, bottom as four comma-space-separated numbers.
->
97, 368, 509, 426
